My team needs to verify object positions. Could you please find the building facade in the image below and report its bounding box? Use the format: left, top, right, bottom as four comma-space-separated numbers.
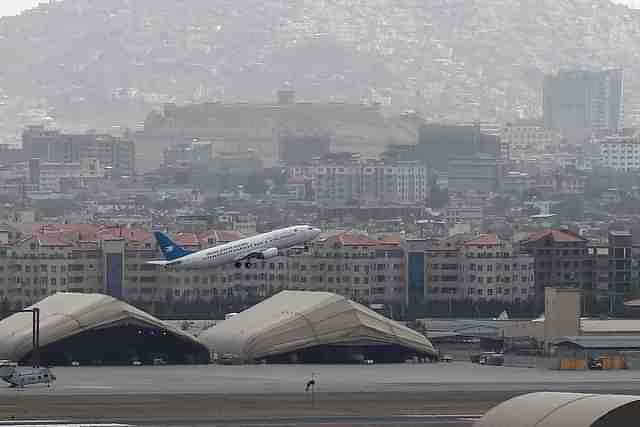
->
424, 234, 534, 304
290, 153, 428, 207
599, 135, 640, 171
522, 229, 593, 308
447, 155, 500, 194
543, 69, 624, 138
22, 126, 136, 177
417, 123, 500, 171
500, 123, 561, 162
163, 141, 213, 167
29, 158, 104, 192
0, 227, 406, 313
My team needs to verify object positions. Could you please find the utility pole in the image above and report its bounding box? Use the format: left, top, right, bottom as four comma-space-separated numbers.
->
11, 308, 40, 367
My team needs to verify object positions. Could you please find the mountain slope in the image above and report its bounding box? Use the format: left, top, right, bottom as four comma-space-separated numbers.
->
1, 0, 640, 139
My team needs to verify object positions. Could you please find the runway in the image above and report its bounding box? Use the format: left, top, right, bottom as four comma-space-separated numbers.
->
0, 415, 482, 426
2, 363, 640, 425
4, 362, 640, 396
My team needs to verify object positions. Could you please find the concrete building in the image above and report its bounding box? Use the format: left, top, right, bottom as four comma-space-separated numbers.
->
521, 229, 592, 308
424, 237, 465, 302
599, 135, 640, 171
447, 155, 500, 194
500, 123, 561, 162
137, 95, 409, 171
417, 123, 500, 171
459, 234, 535, 303
29, 158, 104, 192
22, 126, 136, 177
278, 132, 331, 164
543, 69, 624, 140
163, 141, 213, 167
0, 227, 407, 312
211, 150, 264, 175
446, 193, 485, 229
310, 153, 362, 206
291, 153, 428, 207
424, 234, 534, 304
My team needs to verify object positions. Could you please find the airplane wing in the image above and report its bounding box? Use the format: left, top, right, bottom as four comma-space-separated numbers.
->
234, 248, 279, 262
147, 259, 181, 266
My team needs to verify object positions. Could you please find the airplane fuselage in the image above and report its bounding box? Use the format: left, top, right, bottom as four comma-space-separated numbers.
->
155, 225, 320, 270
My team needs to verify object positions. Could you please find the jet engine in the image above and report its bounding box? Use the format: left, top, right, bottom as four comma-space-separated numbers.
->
260, 248, 279, 259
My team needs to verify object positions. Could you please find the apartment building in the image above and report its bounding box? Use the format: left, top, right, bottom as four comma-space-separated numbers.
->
521, 229, 592, 307
424, 237, 464, 301
0, 226, 406, 311
599, 135, 640, 171
446, 193, 485, 229
544, 69, 623, 140
29, 158, 104, 192
21, 126, 136, 177
459, 234, 534, 303
290, 152, 428, 207
500, 123, 561, 162
424, 234, 534, 304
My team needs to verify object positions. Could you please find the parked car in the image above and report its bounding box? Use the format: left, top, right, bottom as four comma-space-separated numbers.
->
479, 352, 504, 366
589, 358, 604, 370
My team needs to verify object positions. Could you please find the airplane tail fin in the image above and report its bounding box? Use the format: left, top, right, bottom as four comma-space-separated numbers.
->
153, 231, 193, 261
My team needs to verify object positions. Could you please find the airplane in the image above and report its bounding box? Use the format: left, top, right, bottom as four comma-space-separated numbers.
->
148, 225, 322, 269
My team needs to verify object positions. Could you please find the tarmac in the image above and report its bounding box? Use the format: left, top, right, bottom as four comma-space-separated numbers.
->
2, 362, 640, 426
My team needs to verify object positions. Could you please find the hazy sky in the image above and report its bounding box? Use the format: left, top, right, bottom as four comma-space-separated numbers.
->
0, 0, 42, 18
1, 0, 640, 18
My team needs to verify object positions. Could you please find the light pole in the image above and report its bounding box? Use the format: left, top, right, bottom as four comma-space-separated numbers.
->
11, 308, 40, 367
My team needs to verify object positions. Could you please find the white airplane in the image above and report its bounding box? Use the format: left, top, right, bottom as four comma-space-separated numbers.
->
149, 225, 321, 269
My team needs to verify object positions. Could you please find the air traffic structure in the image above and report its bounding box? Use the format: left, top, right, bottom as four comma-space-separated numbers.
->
200, 290, 437, 363
0, 293, 209, 365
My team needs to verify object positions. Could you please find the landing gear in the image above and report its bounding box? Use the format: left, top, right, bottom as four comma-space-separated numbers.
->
245, 262, 252, 268
234, 262, 242, 269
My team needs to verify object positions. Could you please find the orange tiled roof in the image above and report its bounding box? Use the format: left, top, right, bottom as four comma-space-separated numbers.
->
171, 232, 201, 248
526, 229, 586, 243
35, 232, 72, 247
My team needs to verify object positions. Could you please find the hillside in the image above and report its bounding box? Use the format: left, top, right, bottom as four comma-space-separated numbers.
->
1, 0, 640, 141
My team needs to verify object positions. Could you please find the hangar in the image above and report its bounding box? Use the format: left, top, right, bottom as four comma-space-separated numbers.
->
0, 293, 209, 366
200, 290, 437, 363
475, 392, 640, 427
